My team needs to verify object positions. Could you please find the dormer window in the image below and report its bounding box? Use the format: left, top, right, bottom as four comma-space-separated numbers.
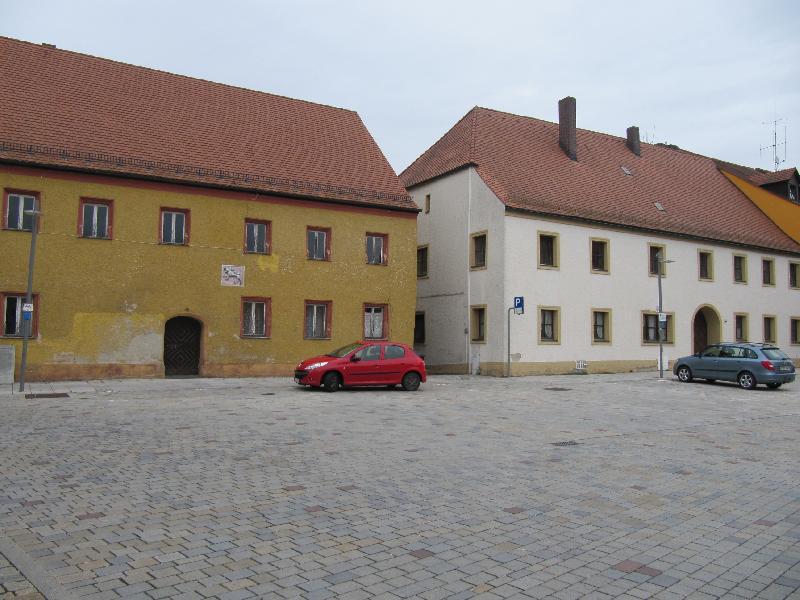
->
789, 183, 798, 203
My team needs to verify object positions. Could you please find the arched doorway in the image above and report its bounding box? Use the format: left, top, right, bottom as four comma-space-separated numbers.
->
164, 316, 202, 376
692, 305, 721, 354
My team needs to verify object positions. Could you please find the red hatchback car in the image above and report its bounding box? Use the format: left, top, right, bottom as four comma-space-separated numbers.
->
294, 341, 427, 392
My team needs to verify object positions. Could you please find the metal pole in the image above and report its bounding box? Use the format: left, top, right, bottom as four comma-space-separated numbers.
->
657, 252, 664, 380
18, 205, 40, 393
507, 307, 512, 377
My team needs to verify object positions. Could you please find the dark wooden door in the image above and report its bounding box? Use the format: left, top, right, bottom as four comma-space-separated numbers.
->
693, 311, 708, 354
164, 317, 201, 376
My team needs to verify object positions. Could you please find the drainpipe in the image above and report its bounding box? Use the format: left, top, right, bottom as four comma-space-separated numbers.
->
466, 168, 472, 374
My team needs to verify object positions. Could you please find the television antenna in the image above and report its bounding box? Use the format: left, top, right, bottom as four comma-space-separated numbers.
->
760, 117, 786, 171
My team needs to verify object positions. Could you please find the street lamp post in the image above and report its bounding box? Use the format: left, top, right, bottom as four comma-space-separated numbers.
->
18, 204, 41, 393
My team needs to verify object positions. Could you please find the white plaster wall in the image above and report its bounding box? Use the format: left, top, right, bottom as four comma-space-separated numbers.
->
503, 213, 800, 366
411, 168, 506, 368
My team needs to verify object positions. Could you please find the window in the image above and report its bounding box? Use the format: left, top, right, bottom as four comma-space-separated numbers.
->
762, 258, 775, 286
364, 304, 388, 339
648, 244, 666, 276
354, 344, 381, 361
539, 307, 560, 343
590, 239, 609, 273
642, 312, 673, 344
366, 233, 387, 265
763, 315, 776, 343
2, 293, 38, 337
791, 318, 800, 345
734, 314, 748, 342
304, 301, 331, 339
698, 250, 713, 280
538, 233, 559, 268
471, 232, 487, 269
790, 184, 798, 203
79, 198, 112, 239
592, 310, 611, 343
471, 306, 486, 342
417, 245, 429, 278
244, 219, 271, 254
414, 312, 425, 344
790, 263, 799, 289
160, 208, 189, 245
241, 297, 270, 338
4, 191, 37, 231
424, 194, 431, 214
733, 254, 747, 283
307, 227, 330, 261
384, 345, 406, 359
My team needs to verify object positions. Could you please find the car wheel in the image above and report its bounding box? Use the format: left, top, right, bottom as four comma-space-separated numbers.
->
737, 371, 756, 390
676, 365, 693, 382
401, 372, 421, 391
322, 372, 341, 393
767, 382, 782, 389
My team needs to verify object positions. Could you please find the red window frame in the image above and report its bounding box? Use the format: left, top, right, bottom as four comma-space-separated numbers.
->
159, 207, 191, 245
243, 219, 272, 254
78, 197, 114, 239
363, 303, 389, 339
240, 297, 271, 338
306, 226, 331, 261
365, 232, 388, 265
1, 291, 40, 337
304, 300, 332, 339
3, 189, 40, 231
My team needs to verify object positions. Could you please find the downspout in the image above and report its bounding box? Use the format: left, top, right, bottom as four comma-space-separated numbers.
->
466, 167, 472, 374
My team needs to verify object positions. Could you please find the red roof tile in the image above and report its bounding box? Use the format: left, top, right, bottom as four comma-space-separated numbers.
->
0, 37, 414, 211
401, 107, 799, 253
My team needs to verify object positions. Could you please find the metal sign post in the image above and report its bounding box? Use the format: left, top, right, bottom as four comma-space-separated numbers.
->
507, 297, 524, 377
19, 205, 41, 393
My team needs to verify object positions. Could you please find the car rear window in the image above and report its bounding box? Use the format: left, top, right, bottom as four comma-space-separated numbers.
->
762, 348, 789, 360
384, 345, 405, 359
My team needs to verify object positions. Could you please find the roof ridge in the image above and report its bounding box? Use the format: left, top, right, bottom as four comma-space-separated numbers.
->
0, 35, 358, 115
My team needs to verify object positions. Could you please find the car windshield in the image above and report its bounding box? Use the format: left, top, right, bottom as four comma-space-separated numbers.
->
762, 348, 789, 360
326, 342, 363, 358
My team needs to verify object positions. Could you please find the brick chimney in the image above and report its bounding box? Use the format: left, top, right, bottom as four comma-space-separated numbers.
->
626, 126, 641, 156
558, 96, 577, 161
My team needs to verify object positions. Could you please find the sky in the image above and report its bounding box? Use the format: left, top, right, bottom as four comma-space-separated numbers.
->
2, 0, 798, 174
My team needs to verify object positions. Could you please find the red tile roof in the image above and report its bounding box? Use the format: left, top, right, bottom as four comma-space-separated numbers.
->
0, 37, 415, 211
401, 107, 800, 253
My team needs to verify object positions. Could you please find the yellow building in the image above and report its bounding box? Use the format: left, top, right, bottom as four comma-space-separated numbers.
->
0, 38, 417, 381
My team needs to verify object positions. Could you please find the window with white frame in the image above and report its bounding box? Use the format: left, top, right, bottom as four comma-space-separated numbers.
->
161, 209, 188, 245
2, 293, 37, 337
364, 304, 387, 339
5, 193, 36, 231
245, 220, 270, 254
242, 298, 269, 338
366, 233, 387, 265
307, 228, 330, 260
305, 301, 330, 338
80, 200, 111, 239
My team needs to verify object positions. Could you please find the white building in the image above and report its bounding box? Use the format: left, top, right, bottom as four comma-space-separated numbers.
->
401, 98, 800, 375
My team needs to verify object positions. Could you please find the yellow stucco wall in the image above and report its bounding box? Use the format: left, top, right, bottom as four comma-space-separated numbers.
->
722, 171, 800, 243
1, 166, 417, 380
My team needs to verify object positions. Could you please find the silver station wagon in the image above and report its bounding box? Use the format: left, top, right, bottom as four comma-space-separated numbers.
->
673, 343, 796, 390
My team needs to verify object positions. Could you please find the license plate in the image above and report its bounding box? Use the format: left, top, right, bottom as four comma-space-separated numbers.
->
779, 365, 792, 372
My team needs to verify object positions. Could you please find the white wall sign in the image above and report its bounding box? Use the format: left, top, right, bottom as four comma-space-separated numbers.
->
221, 265, 245, 287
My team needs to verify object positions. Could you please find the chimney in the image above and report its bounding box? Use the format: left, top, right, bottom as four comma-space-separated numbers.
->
558, 96, 577, 161
626, 126, 641, 156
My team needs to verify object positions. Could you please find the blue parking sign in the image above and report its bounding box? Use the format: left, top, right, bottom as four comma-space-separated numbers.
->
513, 296, 524, 314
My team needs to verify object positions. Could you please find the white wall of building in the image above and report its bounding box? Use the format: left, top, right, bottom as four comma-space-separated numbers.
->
411, 167, 506, 370
502, 213, 800, 368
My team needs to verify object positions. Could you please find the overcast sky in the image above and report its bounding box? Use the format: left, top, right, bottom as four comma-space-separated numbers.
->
2, 0, 798, 174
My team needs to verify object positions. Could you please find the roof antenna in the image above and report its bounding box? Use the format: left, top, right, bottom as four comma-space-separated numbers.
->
759, 117, 787, 172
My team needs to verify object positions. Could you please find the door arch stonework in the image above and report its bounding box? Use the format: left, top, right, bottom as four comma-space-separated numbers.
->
692, 305, 721, 354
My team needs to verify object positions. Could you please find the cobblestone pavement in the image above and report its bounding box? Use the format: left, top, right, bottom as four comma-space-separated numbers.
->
1, 550, 44, 598
1, 373, 799, 599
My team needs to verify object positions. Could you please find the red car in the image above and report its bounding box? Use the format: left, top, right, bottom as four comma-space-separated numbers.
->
294, 341, 427, 392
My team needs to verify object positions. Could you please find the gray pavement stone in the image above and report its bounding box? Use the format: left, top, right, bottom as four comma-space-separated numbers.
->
0, 373, 799, 599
